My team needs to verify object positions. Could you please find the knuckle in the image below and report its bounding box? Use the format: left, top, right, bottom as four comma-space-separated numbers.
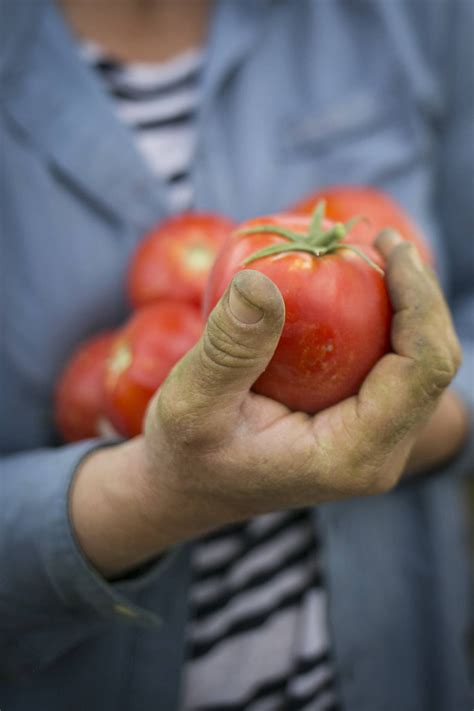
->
156, 378, 196, 432
420, 352, 457, 394
156, 375, 226, 451
405, 327, 458, 398
157, 388, 215, 449
432, 356, 458, 384
415, 373, 447, 403
204, 314, 259, 370
155, 384, 190, 432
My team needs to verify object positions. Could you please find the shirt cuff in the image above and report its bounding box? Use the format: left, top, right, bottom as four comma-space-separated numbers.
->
43, 440, 183, 627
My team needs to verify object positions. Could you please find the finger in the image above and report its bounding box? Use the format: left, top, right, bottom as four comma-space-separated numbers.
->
376, 229, 457, 358
375, 228, 406, 260
376, 229, 428, 310
159, 269, 285, 423
314, 354, 432, 497
376, 230, 451, 327
329, 229, 459, 476
376, 230, 462, 366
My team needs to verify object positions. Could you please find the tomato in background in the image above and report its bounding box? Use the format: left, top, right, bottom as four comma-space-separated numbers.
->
128, 212, 236, 308
55, 331, 116, 442
104, 301, 203, 437
291, 185, 434, 266
204, 208, 391, 413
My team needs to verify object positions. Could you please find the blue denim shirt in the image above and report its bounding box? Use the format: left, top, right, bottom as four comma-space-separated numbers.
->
1, 1, 473, 709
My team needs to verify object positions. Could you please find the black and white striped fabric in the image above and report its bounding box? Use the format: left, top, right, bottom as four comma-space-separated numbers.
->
183, 510, 340, 711
84, 45, 340, 711
83, 42, 203, 213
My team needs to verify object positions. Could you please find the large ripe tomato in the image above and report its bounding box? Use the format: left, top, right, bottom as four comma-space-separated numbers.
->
104, 301, 203, 437
291, 185, 434, 265
55, 331, 116, 442
204, 206, 392, 413
128, 212, 236, 308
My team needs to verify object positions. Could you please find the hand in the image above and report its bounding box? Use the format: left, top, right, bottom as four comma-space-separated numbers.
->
142, 230, 462, 534
71, 230, 462, 577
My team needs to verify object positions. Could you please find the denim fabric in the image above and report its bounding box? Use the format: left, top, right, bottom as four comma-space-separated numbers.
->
0, 1, 473, 709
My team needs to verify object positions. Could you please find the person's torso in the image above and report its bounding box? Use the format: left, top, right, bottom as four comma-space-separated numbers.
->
1, 1, 471, 710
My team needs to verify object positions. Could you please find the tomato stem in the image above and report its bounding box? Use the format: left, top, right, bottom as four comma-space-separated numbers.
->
242, 242, 328, 265
333, 244, 384, 275
238, 201, 384, 275
308, 200, 326, 236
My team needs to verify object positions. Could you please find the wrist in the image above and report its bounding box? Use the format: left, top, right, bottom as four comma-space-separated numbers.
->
70, 438, 158, 577
70, 437, 220, 578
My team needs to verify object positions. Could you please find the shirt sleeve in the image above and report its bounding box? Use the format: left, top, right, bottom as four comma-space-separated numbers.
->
433, 0, 474, 476
436, 0, 473, 399
0, 441, 178, 680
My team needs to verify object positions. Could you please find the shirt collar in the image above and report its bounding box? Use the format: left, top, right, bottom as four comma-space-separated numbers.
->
2, 0, 272, 228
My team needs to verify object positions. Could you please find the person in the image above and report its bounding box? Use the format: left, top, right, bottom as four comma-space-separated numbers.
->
1, 0, 473, 709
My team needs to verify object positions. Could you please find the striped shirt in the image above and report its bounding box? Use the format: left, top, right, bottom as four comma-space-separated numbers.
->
184, 510, 340, 711
83, 42, 203, 213
83, 45, 340, 711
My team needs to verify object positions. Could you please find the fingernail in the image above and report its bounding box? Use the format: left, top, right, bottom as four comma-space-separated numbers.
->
229, 277, 264, 324
375, 228, 403, 249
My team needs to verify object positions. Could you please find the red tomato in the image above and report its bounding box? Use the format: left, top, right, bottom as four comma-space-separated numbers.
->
128, 212, 236, 308
204, 210, 392, 413
104, 301, 203, 437
291, 185, 434, 265
55, 331, 116, 442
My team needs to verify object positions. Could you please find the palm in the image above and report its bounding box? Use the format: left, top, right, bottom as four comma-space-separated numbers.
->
235, 352, 418, 506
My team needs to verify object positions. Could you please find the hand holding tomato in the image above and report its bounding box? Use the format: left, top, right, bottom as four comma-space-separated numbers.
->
204, 206, 392, 413
141, 237, 461, 538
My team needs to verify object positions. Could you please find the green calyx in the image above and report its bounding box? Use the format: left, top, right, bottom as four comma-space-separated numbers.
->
237, 201, 384, 275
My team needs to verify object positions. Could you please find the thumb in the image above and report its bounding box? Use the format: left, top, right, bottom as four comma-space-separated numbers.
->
166, 270, 285, 413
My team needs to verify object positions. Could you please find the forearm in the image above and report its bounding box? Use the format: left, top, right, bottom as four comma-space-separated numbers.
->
406, 389, 469, 475
70, 437, 217, 578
